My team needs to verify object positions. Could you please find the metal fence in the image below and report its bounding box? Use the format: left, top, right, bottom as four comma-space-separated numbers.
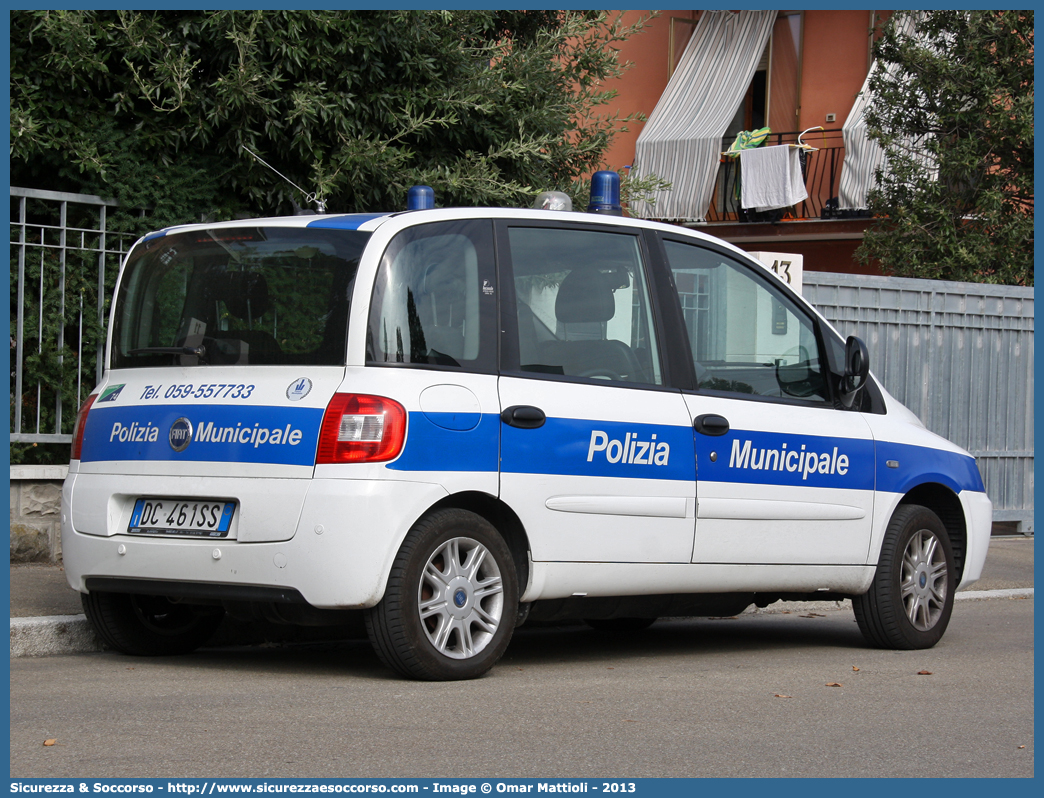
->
10, 187, 137, 443
804, 271, 1034, 533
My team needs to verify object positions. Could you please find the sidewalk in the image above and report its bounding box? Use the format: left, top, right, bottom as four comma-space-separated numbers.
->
9, 537, 1034, 657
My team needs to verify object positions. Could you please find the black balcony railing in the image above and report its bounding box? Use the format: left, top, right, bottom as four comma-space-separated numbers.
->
706, 128, 851, 223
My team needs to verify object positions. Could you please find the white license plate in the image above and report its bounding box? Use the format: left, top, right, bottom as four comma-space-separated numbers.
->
129, 499, 236, 538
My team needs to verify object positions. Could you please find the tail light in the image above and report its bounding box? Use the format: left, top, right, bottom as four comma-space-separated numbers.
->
316, 393, 407, 464
71, 394, 98, 461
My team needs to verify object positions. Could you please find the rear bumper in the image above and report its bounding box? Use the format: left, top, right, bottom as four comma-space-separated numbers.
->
62, 474, 448, 608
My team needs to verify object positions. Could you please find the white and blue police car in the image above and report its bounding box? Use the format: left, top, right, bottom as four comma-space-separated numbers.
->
63, 175, 992, 680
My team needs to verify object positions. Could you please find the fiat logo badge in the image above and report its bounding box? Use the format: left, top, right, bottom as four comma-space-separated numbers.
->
169, 418, 194, 452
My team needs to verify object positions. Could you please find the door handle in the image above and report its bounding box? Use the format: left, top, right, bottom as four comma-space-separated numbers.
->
694, 414, 730, 436
501, 405, 546, 429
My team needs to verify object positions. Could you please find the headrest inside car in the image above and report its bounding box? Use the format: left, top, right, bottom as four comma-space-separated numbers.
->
555, 268, 616, 324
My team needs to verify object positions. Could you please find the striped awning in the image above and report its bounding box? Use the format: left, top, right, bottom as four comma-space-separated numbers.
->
839, 13, 931, 210
838, 56, 887, 210
629, 10, 777, 221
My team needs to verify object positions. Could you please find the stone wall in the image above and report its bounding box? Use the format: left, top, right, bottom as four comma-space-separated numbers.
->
10, 466, 68, 563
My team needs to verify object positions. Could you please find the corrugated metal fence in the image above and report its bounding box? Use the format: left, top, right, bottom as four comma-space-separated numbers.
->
804, 271, 1034, 533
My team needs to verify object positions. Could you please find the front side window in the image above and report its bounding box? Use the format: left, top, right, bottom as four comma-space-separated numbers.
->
112, 227, 369, 368
366, 220, 496, 372
506, 226, 663, 386
663, 239, 828, 401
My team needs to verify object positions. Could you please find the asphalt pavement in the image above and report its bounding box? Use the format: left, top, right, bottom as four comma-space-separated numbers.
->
8, 537, 1035, 777
11, 595, 1034, 778
8, 536, 1033, 657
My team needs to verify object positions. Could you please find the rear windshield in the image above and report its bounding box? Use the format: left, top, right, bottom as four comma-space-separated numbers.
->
112, 227, 369, 368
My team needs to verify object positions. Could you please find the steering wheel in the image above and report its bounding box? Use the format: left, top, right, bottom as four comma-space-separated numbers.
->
775, 346, 820, 398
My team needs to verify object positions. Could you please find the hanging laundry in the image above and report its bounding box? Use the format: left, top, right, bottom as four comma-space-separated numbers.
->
739, 145, 808, 211
726, 126, 772, 156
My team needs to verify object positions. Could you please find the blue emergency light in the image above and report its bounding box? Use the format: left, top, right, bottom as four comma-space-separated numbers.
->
407, 185, 435, 211
587, 171, 623, 215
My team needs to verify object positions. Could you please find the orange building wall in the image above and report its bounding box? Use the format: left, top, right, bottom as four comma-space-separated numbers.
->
598, 10, 880, 172
597, 10, 687, 173
736, 239, 880, 276
798, 10, 874, 131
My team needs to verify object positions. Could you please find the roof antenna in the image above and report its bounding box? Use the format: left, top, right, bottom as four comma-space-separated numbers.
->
241, 146, 327, 214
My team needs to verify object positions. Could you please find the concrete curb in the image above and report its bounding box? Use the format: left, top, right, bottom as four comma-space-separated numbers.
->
10, 614, 105, 658
953, 587, 1035, 601
10, 588, 1033, 658
746, 587, 1034, 615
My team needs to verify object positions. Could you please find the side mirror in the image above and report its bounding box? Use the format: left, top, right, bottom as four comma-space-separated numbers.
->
839, 335, 870, 407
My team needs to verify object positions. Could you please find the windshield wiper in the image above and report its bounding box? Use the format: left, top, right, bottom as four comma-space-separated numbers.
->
127, 345, 208, 363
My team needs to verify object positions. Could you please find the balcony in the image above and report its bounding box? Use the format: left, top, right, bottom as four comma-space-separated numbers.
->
701, 128, 869, 224
686, 128, 877, 274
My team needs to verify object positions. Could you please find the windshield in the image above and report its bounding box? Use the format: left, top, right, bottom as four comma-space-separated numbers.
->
112, 227, 369, 368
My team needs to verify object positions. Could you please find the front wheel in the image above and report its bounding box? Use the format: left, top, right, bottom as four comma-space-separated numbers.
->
81, 591, 224, 656
853, 504, 956, 650
365, 509, 518, 680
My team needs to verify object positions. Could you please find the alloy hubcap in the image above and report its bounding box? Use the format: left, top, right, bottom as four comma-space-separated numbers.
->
900, 528, 948, 631
418, 537, 503, 659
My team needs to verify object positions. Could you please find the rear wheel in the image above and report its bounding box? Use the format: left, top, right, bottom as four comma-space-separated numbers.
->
365, 509, 518, 680
854, 504, 955, 649
81, 591, 224, 656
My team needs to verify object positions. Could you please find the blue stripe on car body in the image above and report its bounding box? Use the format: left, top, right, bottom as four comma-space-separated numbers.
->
81, 404, 985, 495
81, 404, 323, 467
387, 413, 499, 473
875, 440, 985, 494
306, 213, 391, 230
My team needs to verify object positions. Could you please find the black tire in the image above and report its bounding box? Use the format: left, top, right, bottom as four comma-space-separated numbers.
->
365, 508, 518, 681
81, 591, 224, 656
584, 617, 657, 632
853, 504, 956, 650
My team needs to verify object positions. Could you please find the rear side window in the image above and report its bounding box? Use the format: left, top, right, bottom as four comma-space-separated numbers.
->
112, 227, 369, 368
505, 226, 664, 386
366, 220, 497, 372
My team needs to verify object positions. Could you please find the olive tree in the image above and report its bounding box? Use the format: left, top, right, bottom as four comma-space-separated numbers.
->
11, 9, 652, 233
857, 10, 1033, 285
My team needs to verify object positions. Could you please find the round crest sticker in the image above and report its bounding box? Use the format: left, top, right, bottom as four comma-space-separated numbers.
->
169, 418, 194, 452
286, 377, 313, 401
